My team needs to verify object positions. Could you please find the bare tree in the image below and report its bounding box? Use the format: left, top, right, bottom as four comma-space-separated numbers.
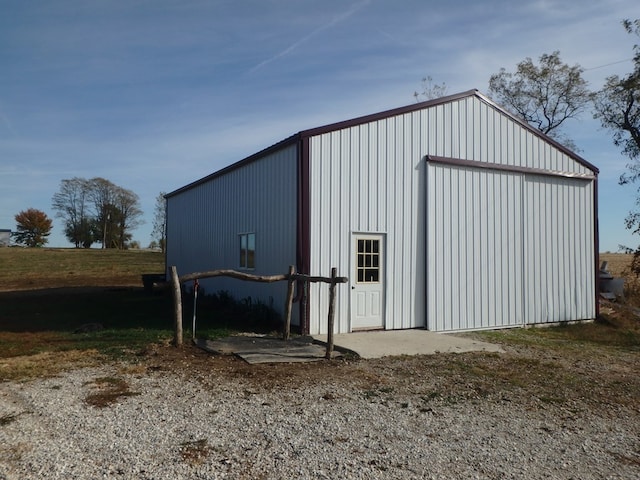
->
88, 177, 118, 249
112, 186, 143, 249
151, 192, 167, 253
593, 19, 640, 273
51, 177, 94, 248
414, 76, 449, 102
52, 176, 144, 249
488, 51, 591, 150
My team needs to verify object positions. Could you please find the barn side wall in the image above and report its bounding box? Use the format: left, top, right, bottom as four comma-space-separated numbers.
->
307, 95, 596, 334
166, 143, 299, 324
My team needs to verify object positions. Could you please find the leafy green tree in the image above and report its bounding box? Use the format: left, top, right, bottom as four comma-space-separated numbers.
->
488, 51, 591, 150
13, 208, 53, 247
593, 19, 640, 272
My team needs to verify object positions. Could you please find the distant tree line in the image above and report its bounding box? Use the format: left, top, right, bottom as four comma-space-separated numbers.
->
52, 177, 143, 249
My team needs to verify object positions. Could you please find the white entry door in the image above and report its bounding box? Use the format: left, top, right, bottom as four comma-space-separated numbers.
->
351, 234, 385, 330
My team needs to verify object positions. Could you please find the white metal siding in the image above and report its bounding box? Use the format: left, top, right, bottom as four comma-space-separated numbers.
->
166, 93, 596, 335
523, 175, 596, 323
308, 117, 426, 335
426, 164, 595, 331
427, 164, 524, 331
166, 144, 298, 319
308, 95, 595, 334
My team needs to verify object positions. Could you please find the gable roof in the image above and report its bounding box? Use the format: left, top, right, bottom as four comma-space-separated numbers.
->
167, 89, 597, 198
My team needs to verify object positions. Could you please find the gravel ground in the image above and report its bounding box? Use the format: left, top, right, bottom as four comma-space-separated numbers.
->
1, 344, 639, 480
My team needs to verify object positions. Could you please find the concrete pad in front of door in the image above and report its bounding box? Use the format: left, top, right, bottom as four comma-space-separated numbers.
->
313, 329, 504, 359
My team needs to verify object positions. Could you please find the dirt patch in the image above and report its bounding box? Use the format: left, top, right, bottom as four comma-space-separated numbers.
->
84, 376, 140, 408
0, 350, 104, 381
139, 335, 639, 415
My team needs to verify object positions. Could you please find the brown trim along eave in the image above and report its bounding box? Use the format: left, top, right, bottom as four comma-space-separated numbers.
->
426, 155, 600, 320
473, 91, 599, 176
426, 155, 596, 180
296, 135, 311, 334
165, 134, 300, 198
299, 90, 479, 139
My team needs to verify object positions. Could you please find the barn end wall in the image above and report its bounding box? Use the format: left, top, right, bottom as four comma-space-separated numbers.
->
166, 143, 299, 324
307, 94, 597, 334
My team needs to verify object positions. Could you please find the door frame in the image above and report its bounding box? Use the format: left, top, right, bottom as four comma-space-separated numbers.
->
350, 232, 386, 331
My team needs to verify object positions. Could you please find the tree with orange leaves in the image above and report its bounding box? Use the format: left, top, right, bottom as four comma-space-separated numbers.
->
13, 208, 53, 247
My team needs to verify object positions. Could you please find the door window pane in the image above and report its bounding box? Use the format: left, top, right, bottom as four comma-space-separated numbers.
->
356, 238, 380, 283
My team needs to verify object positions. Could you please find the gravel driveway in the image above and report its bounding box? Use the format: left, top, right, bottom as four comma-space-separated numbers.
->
1, 342, 638, 479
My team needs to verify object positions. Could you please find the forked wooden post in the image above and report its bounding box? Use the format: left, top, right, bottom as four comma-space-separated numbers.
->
325, 267, 338, 360
283, 265, 295, 340
170, 266, 183, 347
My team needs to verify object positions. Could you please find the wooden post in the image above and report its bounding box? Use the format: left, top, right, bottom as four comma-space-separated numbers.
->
325, 267, 337, 360
171, 266, 183, 347
192, 279, 199, 341
283, 265, 295, 340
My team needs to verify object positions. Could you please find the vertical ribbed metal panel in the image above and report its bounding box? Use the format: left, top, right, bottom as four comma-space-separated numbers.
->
308, 113, 427, 334
304, 97, 413, 333
426, 164, 524, 331
523, 176, 595, 322
166, 94, 595, 334
166, 144, 298, 319
306, 94, 595, 334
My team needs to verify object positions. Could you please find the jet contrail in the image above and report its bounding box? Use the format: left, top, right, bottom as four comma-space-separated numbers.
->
249, 0, 371, 73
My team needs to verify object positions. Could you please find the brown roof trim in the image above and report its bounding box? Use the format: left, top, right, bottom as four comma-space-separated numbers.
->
166, 88, 598, 198
166, 91, 484, 198
473, 91, 599, 175
165, 134, 301, 198
299, 89, 480, 138
426, 155, 596, 180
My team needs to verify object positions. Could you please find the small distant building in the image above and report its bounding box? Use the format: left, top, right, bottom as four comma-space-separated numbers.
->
0, 229, 11, 247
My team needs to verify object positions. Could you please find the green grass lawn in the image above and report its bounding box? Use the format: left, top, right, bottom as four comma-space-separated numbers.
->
0, 248, 281, 368
0, 247, 165, 290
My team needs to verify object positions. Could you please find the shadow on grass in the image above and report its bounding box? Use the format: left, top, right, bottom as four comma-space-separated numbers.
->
0, 287, 173, 333
0, 287, 176, 358
0, 287, 284, 359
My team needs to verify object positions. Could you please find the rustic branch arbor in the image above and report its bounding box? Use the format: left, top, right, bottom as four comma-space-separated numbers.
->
170, 265, 347, 359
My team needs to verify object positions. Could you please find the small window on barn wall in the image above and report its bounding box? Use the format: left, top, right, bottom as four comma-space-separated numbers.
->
239, 233, 256, 269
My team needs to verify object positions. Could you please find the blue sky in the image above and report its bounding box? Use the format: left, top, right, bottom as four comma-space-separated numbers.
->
1, 0, 639, 252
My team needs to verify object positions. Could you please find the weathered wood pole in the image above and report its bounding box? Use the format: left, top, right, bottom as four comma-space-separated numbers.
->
192, 279, 199, 341
325, 267, 338, 360
283, 265, 295, 340
170, 266, 183, 347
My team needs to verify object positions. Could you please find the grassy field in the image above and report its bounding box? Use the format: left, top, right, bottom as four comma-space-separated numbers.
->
0, 248, 638, 383
0, 248, 172, 374
0, 247, 164, 291
0, 248, 281, 379
599, 252, 633, 277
